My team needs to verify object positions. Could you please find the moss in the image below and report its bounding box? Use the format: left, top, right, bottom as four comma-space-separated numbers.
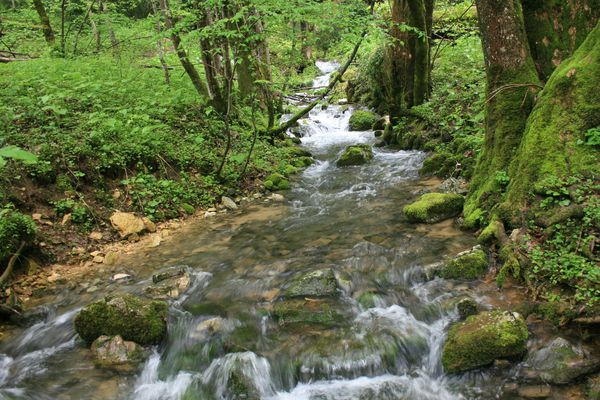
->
457, 298, 479, 320
439, 248, 488, 280
372, 117, 387, 131
587, 374, 600, 400
74, 294, 168, 345
183, 302, 227, 316
442, 311, 528, 373
264, 173, 290, 191
272, 298, 344, 328
0, 208, 36, 262
284, 268, 338, 298
336, 144, 374, 167
349, 110, 379, 131
291, 156, 314, 168
181, 203, 195, 215
477, 220, 507, 245
403, 193, 465, 223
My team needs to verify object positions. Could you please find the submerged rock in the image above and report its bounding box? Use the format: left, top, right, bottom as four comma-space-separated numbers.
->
442, 311, 528, 373
284, 268, 338, 298
439, 246, 488, 280
74, 294, 168, 345
403, 193, 464, 224
348, 110, 378, 131
336, 145, 374, 167
91, 335, 146, 373
521, 337, 600, 384
273, 298, 345, 328
457, 298, 479, 319
146, 266, 191, 300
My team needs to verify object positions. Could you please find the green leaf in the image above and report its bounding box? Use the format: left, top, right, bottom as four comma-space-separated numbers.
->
0, 145, 38, 164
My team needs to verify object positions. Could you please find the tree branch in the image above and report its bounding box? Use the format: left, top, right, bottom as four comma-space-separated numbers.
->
0, 241, 26, 285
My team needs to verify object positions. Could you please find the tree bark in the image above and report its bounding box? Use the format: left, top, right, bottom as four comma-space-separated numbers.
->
198, 7, 225, 111
464, 0, 541, 227
159, 0, 209, 98
32, 0, 55, 46
151, 0, 170, 84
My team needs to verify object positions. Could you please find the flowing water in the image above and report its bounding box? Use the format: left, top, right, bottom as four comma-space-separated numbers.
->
0, 62, 523, 399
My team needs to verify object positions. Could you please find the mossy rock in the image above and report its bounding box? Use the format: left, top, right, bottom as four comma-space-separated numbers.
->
457, 298, 479, 320
74, 294, 168, 345
273, 298, 344, 328
349, 110, 379, 131
336, 144, 374, 167
291, 156, 314, 168
403, 193, 465, 223
264, 173, 290, 191
284, 268, 338, 298
372, 117, 386, 131
439, 247, 488, 280
442, 311, 528, 373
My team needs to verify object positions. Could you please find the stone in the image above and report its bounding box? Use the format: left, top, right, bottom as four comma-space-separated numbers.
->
74, 294, 168, 345
152, 267, 186, 283
90, 250, 101, 257
403, 193, 465, 224
109, 212, 145, 238
104, 251, 120, 265
89, 231, 103, 240
336, 144, 374, 167
148, 234, 162, 248
146, 266, 191, 300
437, 177, 468, 195
517, 385, 551, 399
112, 273, 131, 281
221, 196, 238, 210
284, 268, 338, 298
61, 213, 72, 225
91, 335, 146, 373
32, 213, 43, 221
273, 298, 345, 328
338, 98, 348, 105
268, 193, 285, 202
93, 255, 104, 263
204, 211, 217, 218
191, 317, 236, 341
142, 217, 157, 233
457, 298, 479, 319
439, 247, 488, 280
442, 311, 528, 373
521, 337, 600, 384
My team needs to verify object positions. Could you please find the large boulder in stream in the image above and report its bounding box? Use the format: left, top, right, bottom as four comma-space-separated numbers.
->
403, 193, 464, 223
348, 110, 379, 131
74, 294, 168, 345
442, 311, 528, 373
91, 335, 147, 373
438, 246, 489, 280
336, 145, 374, 167
283, 268, 339, 298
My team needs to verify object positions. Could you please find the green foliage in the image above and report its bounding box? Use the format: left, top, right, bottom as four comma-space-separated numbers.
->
0, 145, 38, 169
348, 110, 379, 131
494, 170, 510, 189
578, 127, 600, 147
0, 207, 36, 262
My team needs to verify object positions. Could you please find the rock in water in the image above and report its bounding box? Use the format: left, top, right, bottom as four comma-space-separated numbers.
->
439, 246, 488, 280
74, 294, 168, 345
348, 110, 378, 131
457, 298, 479, 319
109, 212, 146, 238
284, 268, 338, 298
442, 311, 528, 373
403, 193, 465, 223
91, 335, 146, 373
221, 196, 238, 210
336, 145, 374, 167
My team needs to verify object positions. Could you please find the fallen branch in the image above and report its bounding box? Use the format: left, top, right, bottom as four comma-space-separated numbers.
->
0, 241, 26, 285
143, 64, 174, 70
0, 56, 35, 63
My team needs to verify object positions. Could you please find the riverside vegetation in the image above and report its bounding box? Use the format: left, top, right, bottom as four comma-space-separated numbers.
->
0, 0, 599, 398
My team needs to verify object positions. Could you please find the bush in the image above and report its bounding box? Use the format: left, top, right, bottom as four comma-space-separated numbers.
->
0, 208, 36, 262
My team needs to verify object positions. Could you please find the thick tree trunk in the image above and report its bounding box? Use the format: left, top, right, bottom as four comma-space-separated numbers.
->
32, 0, 54, 45
521, 0, 599, 81
159, 0, 209, 98
463, 0, 541, 228
501, 22, 600, 221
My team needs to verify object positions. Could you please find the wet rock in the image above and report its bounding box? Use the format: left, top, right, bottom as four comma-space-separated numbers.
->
284, 268, 338, 298
457, 298, 479, 319
403, 193, 464, 224
348, 110, 378, 131
152, 266, 186, 283
521, 337, 600, 385
104, 251, 120, 265
74, 294, 168, 345
267, 193, 285, 202
442, 311, 528, 373
191, 317, 238, 342
439, 246, 488, 280
264, 173, 290, 191
111, 273, 131, 281
92, 255, 104, 263
336, 145, 374, 167
517, 385, 551, 399
437, 177, 468, 195
273, 298, 345, 328
221, 196, 238, 210
91, 335, 146, 373
146, 267, 191, 300
109, 212, 146, 238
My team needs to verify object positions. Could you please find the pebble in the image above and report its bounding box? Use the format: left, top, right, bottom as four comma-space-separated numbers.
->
221, 196, 238, 210
112, 273, 131, 281
89, 231, 103, 240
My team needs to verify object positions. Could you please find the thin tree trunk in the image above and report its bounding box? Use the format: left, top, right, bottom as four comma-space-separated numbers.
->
32, 0, 55, 45
90, 9, 100, 52
151, 0, 170, 84
159, 0, 208, 98
99, 0, 118, 53
0, 242, 25, 286
60, 0, 66, 53
198, 7, 225, 111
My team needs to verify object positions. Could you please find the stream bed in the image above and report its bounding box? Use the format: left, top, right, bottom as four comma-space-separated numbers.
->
0, 62, 577, 400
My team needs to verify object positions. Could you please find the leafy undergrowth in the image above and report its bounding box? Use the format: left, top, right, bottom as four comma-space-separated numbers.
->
0, 54, 308, 265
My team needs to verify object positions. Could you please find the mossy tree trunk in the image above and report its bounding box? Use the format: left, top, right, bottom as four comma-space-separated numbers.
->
32, 0, 55, 46
463, 0, 541, 228
385, 0, 432, 119
521, 0, 600, 81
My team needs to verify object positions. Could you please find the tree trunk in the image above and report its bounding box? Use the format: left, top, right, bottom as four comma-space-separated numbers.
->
463, 0, 541, 228
501, 22, 600, 222
90, 9, 100, 52
198, 8, 225, 110
159, 0, 209, 98
521, 0, 599, 81
151, 0, 170, 85
32, 0, 55, 45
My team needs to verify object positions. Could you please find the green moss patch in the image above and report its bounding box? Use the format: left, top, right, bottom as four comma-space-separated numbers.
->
349, 110, 379, 131
403, 193, 465, 223
264, 173, 290, 191
336, 145, 374, 167
439, 248, 488, 280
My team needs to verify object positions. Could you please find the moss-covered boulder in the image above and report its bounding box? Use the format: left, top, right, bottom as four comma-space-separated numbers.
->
273, 298, 344, 328
284, 268, 338, 298
442, 311, 528, 373
403, 193, 465, 223
74, 294, 168, 345
336, 145, 374, 167
439, 247, 488, 280
264, 173, 289, 191
90, 335, 147, 373
457, 298, 479, 320
348, 110, 379, 131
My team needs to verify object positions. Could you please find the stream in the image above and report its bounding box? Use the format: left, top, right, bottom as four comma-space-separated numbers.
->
0, 61, 526, 399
